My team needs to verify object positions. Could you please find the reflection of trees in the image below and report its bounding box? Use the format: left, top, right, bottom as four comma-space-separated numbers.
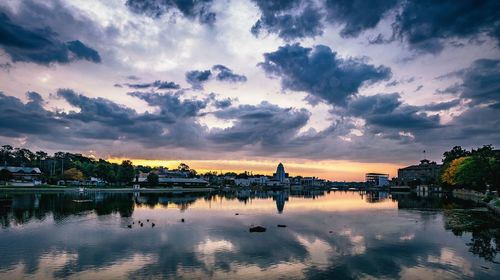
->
0, 193, 135, 227
443, 209, 500, 262
1, 189, 331, 228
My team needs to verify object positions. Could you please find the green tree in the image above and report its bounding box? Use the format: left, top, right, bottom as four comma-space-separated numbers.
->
178, 163, 190, 172
443, 146, 470, 164
147, 173, 159, 186
0, 145, 13, 165
117, 160, 135, 184
454, 157, 485, 190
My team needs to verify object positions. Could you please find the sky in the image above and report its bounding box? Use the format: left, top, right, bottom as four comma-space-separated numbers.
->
0, 0, 499, 180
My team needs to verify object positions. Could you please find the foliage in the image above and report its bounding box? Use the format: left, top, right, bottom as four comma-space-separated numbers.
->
147, 173, 159, 186
441, 145, 500, 191
63, 168, 85, 181
0, 169, 13, 182
442, 146, 470, 164
117, 160, 135, 184
441, 157, 466, 186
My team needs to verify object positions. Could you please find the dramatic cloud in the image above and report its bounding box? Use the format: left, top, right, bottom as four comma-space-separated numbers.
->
209, 102, 310, 150
418, 99, 461, 111
251, 0, 500, 54
0, 91, 63, 137
121, 80, 181, 90
450, 59, 500, 106
251, 0, 323, 40
185, 65, 246, 89
0, 12, 100, 65
324, 0, 397, 38
212, 65, 247, 83
125, 0, 216, 25
185, 70, 212, 90
348, 93, 441, 130
260, 43, 391, 106
392, 0, 500, 53
213, 98, 233, 109
128, 91, 208, 119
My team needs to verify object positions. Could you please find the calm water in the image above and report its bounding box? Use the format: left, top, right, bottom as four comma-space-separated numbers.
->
0, 190, 498, 280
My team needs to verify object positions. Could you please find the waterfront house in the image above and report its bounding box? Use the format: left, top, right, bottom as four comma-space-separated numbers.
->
0, 166, 42, 186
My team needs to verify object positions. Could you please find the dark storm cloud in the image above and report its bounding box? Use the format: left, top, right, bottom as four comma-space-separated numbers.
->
212, 65, 247, 83
348, 93, 440, 130
0, 91, 65, 137
392, 0, 500, 53
418, 99, 461, 111
324, 0, 397, 38
57, 89, 136, 126
126, 0, 216, 25
454, 59, 500, 105
250, 0, 499, 53
251, 0, 396, 41
208, 102, 310, 149
213, 98, 233, 109
251, 0, 323, 41
122, 80, 181, 90
185, 69, 212, 90
185, 65, 247, 89
260, 43, 391, 106
0, 12, 101, 65
128, 91, 208, 119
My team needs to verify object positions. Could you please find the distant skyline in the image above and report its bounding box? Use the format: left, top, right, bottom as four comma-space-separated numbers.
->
0, 0, 499, 181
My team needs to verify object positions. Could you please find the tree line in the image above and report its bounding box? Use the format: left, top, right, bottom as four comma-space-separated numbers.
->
0, 145, 137, 185
440, 145, 500, 191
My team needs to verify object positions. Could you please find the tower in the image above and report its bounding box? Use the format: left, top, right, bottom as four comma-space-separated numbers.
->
275, 163, 286, 183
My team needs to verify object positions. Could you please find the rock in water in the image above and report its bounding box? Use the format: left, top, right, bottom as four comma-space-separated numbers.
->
277, 224, 287, 228
249, 226, 266, 232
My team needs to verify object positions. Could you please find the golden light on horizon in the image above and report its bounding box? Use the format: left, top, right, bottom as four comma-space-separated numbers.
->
107, 157, 403, 181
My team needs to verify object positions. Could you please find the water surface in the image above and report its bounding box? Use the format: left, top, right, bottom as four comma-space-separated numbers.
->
0, 190, 498, 279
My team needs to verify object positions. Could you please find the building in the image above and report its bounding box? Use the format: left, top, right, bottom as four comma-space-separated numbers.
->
0, 166, 42, 186
137, 173, 208, 187
365, 173, 390, 187
301, 177, 325, 188
398, 159, 442, 186
274, 163, 286, 183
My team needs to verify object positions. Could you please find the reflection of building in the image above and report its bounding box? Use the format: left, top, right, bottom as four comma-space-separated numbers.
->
398, 159, 442, 185
273, 192, 288, 213
365, 191, 389, 203
366, 173, 389, 187
137, 175, 208, 187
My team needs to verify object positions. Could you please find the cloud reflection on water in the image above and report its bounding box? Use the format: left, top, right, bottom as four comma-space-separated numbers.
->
0, 191, 498, 279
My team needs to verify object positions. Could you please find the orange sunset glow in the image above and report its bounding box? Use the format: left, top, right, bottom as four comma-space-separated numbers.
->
108, 158, 402, 181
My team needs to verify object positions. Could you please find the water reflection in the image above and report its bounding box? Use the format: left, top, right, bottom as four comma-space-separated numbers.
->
0, 190, 498, 279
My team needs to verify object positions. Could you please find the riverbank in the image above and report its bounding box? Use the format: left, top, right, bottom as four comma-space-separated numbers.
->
453, 189, 500, 215
0, 186, 215, 193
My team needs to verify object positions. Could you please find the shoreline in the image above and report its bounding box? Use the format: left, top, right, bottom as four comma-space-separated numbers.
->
0, 187, 215, 193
